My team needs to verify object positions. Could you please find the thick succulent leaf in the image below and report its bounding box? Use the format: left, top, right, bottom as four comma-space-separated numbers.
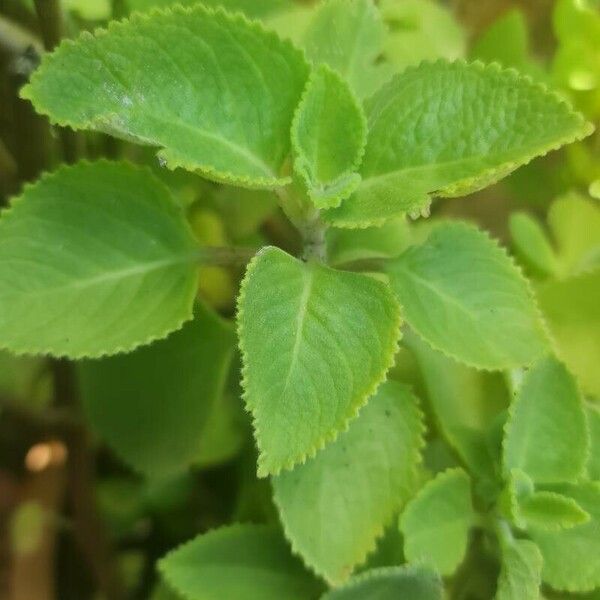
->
238, 247, 401, 476
323, 61, 593, 227
159, 524, 323, 600
78, 304, 235, 478
503, 357, 589, 483
537, 270, 600, 399
587, 404, 600, 480
518, 491, 590, 531
291, 65, 366, 209
529, 482, 600, 592
405, 330, 507, 486
273, 381, 425, 585
321, 566, 443, 600
387, 222, 549, 370
0, 161, 198, 358
399, 468, 476, 576
495, 539, 542, 600
302, 0, 389, 99
22, 6, 309, 188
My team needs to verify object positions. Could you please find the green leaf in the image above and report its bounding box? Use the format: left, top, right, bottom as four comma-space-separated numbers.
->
78, 304, 235, 477
128, 0, 289, 19
322, 61, 593, 227
302, 0, 389, 99
159, 524, 323, 600
400, 468, 476, 576
273, 381, 425, 585
0, 161, 198, 358
291, 65, 366, 209
537, 270, 600, 398
22, 6, 309, 188
529, 482, 600, 592
503, 356, 589, 483
509, 212, 559, 277
238, 246, 401, 476
321, 566, 443, 600
519, 491, 590, 531
495, 539, 543, 600
587, 404, 600, 480
387, 222, 549, 370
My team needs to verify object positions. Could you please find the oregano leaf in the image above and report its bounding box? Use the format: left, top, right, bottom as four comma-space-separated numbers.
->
0, 161, 198, 358
302, 0, 390, 100
495, 538, 543, 600
291, 65, 366, 209
399, 468, 476, 576
322, 61, 593, 228
509, 212, 559, 277
237, 246, 401, 476
78, 303, 235, 478
159, 524, 323, 600
22, 6, 309, 188
518, 491, 590, 531
586, 403, 600, 480
503, 356, 589, 484
321, 566, 443, 600
387, 222, 549, 370
273, 381, 425, 585
529, 482, 600, 592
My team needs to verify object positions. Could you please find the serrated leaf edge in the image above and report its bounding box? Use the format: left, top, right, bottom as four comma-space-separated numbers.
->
521, 491, 591, 531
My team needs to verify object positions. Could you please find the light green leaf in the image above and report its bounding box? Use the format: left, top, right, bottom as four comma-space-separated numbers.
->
405, 330, 507, 486
387, 221, 549, 370
273, 381, 425, 585
529, 482, 600, 592
128, 0, 289, 19
503, 356, 589, 483
323, 61, 593, 228
159, 524, 323, 600
302, 0, 390, 99
400, 468, 476, 576
0, 161, 198, 358
537, 270, 600, 398
78, 304, 235, 477
238, 247, 401, 476
587, 404, 600, 480
321, 566, 442, 600
499, 468, 535, 527
519, 491, 590, 531
22, 6, 309, 188
291, 65, 366, 209
495, 539, 543, 600
509, 212, 559, 277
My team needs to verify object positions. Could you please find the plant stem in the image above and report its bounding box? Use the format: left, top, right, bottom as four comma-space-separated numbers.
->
0, 14, 42, 56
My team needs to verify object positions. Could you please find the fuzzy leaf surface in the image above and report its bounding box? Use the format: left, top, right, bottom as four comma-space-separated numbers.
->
22, 6, 309, 187
518, 491, 590, 531
323, 61, 592, 227
159, 524, 322, 600
238, 247, 401, 476
387, 222, 549, 370
321, 566, 442, 600
273, 381, 424, 585
587, 404, 600, 480
400, 468, 476, 576
503, 357, 588, 483
291, 66, 366, 209
529, 482, 600, 592
0, 161, 198, 358
495, 539, 542, 600
79, 304, 235, 478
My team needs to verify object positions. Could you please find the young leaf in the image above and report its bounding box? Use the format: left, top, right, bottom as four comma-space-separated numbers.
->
537, 270, 600, 398
237, 247, 401, 476
399, 468, 476, 576
302, 0, 389, 99
22, 6, 309, 188
0, 161, 198, 358
509, 212, 559, 277
291, 65, 366, 209
272, 381, 425, 585
321, 566, 443, 600
495, 539, 543, 600
587, 404, 600, 480
78, 304, 235, 478
159, 524, 323, 600
322, 61, 593, 227
503, 357, 589, 483
518, 491, 590, 531
529, 482, 600, 592
387, 222, 549, 370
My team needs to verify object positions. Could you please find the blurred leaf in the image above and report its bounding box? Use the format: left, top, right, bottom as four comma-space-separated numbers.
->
10, 501, 46, 555
587, 403, 600, 479
495, 538, 542, 600
509, 212, 559, 277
